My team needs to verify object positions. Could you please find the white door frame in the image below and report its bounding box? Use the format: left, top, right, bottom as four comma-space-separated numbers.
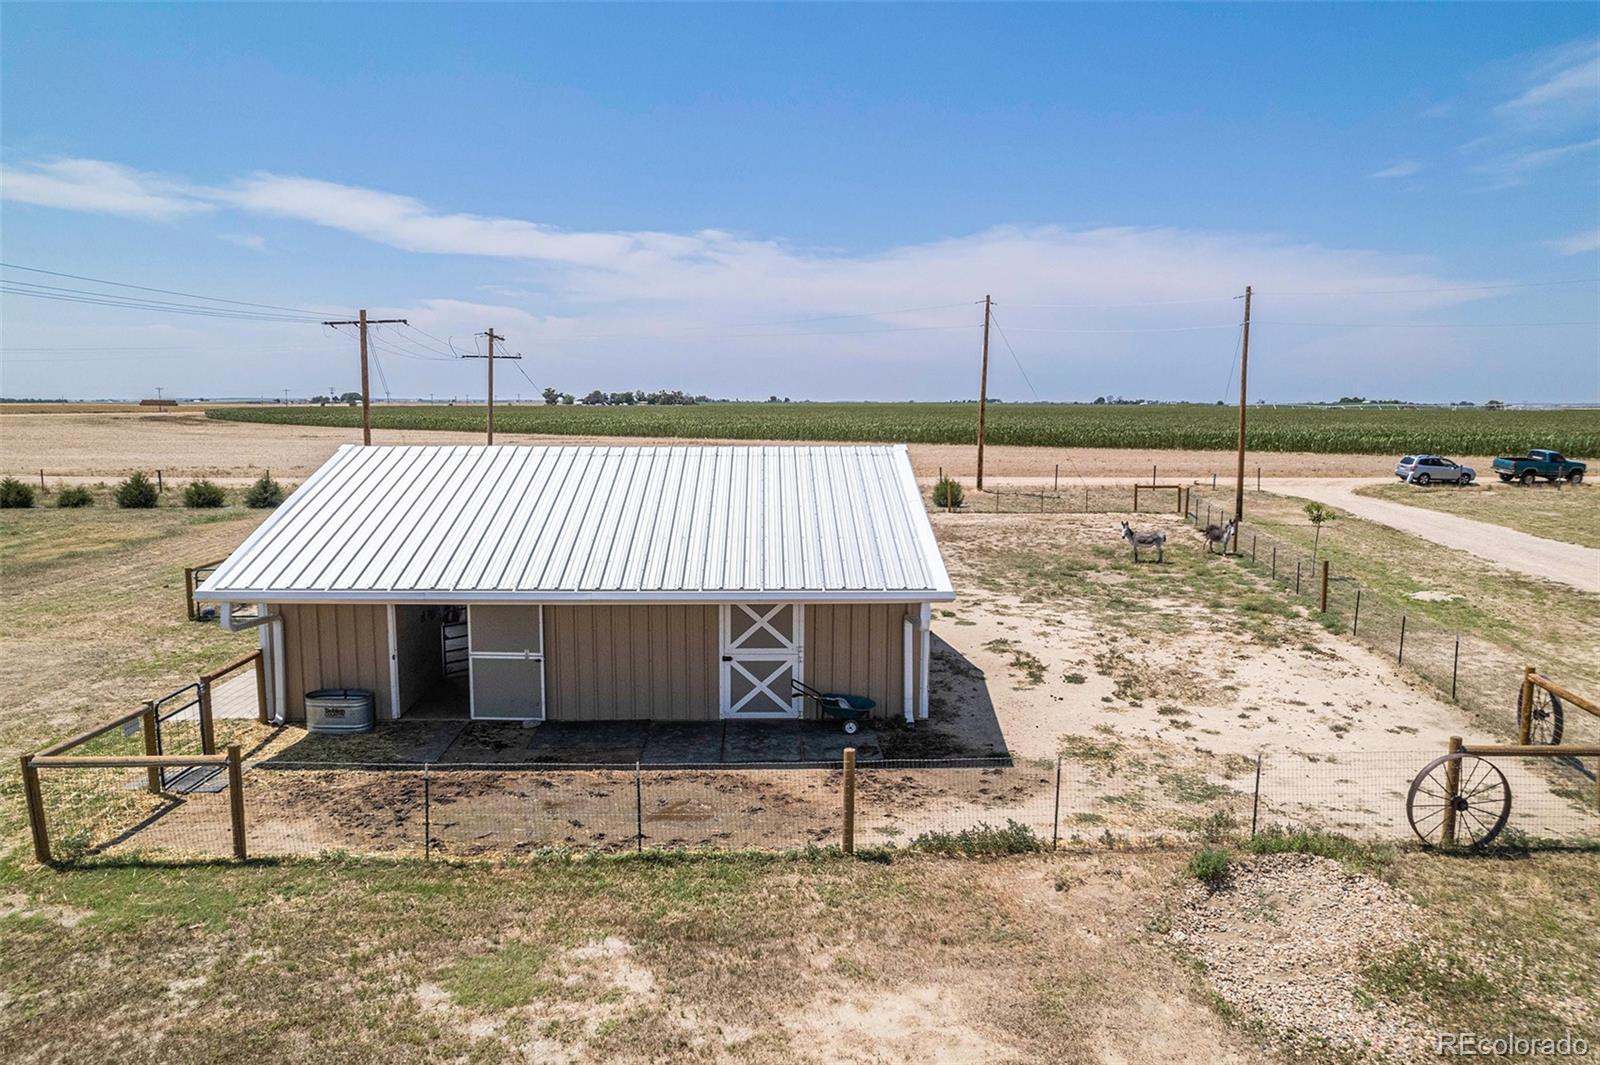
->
467, 604, 547, 722
719, 603, 804, 719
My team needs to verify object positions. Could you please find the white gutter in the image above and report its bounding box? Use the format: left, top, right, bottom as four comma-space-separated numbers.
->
220, 602, 287, 725
195, 587, 957, 605
917, 603, 932, 720
902, 617, 915, 726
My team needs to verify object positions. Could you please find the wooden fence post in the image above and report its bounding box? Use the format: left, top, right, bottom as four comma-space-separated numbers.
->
1518, 665, 1535, 745
1440, 736, 1462, 848
842, 747, 857, 855
1319, 560, 1330, 613
197, 679, 216, 755
184, 566, 197, 621
141, 701, 160, 794
19, 756, 50, 864
254, 650, 269, 724
227, 744, 247, 861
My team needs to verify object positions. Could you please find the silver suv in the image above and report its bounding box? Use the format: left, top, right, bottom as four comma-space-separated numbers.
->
1395, 455, 1475, 485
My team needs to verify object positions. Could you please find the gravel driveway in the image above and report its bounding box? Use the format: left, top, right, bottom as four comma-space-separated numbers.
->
1264, 477, 1600, 594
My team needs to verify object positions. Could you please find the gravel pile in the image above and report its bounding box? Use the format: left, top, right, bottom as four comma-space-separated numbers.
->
1168, 852, 1429, 1059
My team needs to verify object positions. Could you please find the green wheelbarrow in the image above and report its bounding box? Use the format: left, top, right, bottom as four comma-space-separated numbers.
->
792, 679, 875, 734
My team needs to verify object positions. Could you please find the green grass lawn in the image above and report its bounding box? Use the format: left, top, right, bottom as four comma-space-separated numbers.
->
1356, 481, 1600, 549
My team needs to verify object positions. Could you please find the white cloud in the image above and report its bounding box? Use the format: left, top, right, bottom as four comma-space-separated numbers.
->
219, 232, 266, 250
6, 154, 1554, 402
0, 158, 209, 219
1493, 39, 1600, 124
1547, 228, 1600, 256
1475, 136, 1600, 187
1371, 161, 1422, 179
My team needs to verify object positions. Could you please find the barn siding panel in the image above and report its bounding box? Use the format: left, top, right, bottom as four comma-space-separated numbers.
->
544, 604, 719, 721
275, 603, 392, 723
805, 603, 911, 721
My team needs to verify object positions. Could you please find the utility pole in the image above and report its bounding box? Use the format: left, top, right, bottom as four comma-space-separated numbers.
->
461, 329, 519, 444
1234, 285, 1252, 525
976, 295, 992, 490
322, 309, 408, 445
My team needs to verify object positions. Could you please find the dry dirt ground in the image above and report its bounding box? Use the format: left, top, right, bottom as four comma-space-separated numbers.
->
1, 408, 1408, 482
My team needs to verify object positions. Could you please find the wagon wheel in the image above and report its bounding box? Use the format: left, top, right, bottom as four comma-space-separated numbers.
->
1406, 753, 1511, 849
1521, 687, 1565, 745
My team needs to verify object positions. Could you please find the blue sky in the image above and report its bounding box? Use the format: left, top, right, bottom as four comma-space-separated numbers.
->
2, 3, 1596, 403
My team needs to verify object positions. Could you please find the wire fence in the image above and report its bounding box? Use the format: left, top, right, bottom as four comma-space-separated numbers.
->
28, 748, 1598, 864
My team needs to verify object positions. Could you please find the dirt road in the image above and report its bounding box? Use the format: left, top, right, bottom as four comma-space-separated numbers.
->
1265, 477, 1600, 595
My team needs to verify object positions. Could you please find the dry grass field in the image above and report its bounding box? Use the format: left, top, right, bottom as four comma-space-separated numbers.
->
2, 420, 1597, 1063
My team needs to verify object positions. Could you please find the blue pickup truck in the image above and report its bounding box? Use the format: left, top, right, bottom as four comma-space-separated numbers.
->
1490, 449, 1586, 486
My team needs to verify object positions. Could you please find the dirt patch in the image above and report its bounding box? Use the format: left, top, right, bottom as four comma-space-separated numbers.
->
1168, 853, 1430, 1059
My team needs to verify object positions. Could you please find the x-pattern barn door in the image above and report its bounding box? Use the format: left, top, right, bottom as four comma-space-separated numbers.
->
720, 603, 804, 719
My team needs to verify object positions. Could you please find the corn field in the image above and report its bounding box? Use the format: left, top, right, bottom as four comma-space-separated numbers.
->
206, 402, 1600, 456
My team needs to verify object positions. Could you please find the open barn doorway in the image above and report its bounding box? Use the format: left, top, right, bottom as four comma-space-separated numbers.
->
393, 605, 469, 719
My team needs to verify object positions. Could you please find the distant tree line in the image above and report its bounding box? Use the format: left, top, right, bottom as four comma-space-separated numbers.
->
551, 388, 714, 406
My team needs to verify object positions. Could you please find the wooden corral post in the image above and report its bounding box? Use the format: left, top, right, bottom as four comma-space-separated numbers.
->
19, 756, 50, 864
227, 744, 247, 861
184, 566, 196, 621
841, 747, 857, 855
1319, 560, 1330, 613
254, 650, 269, 724
197, 679, 217, 755
1518, 665, 1535, 745
141, 701, 161, 794
1440, 736, 1462, 848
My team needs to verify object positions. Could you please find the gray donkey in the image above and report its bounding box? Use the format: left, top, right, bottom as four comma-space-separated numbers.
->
1201, 517, 1238, 554
1119, 520, 1166, 563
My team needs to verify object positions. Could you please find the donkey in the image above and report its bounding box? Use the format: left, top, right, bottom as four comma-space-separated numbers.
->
1201, 518, 1238, 554
1119, 520, 1166, 563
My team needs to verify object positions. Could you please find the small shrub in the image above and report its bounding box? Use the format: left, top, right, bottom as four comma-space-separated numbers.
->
1188, 846, 1232, 890
114, 472, 159, 509
911, 819, 1041, 856
55, 485, 94, 508
183, 479, 227, 508
244, 475, 285, 509
1246, 826, 1396, 878
0, 477, 35, 508
932, 477, 964, 509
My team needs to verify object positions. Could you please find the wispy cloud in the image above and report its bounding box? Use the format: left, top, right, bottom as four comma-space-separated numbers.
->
219, 232, 266, 250
0, 158, 209, 219
1547, 228, 1600, 256
1371, 161, 1422, 179
1493, 39, 1600, 125
2, 154, 1518, 402
1475, 136, 1600, 187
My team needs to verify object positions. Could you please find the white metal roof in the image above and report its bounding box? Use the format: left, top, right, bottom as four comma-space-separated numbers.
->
196, 444, 954, 603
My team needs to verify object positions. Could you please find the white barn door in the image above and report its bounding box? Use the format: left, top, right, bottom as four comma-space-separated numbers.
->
467, 605, 546, 722
719, 603, 804, 719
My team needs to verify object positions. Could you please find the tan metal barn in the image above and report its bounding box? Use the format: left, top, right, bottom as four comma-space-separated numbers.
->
195, 444, 954, 727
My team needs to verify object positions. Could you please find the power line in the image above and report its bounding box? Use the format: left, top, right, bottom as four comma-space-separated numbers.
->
0, 283, 326, 322
984, 311, 1040, 402
0, 262, 328, 316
